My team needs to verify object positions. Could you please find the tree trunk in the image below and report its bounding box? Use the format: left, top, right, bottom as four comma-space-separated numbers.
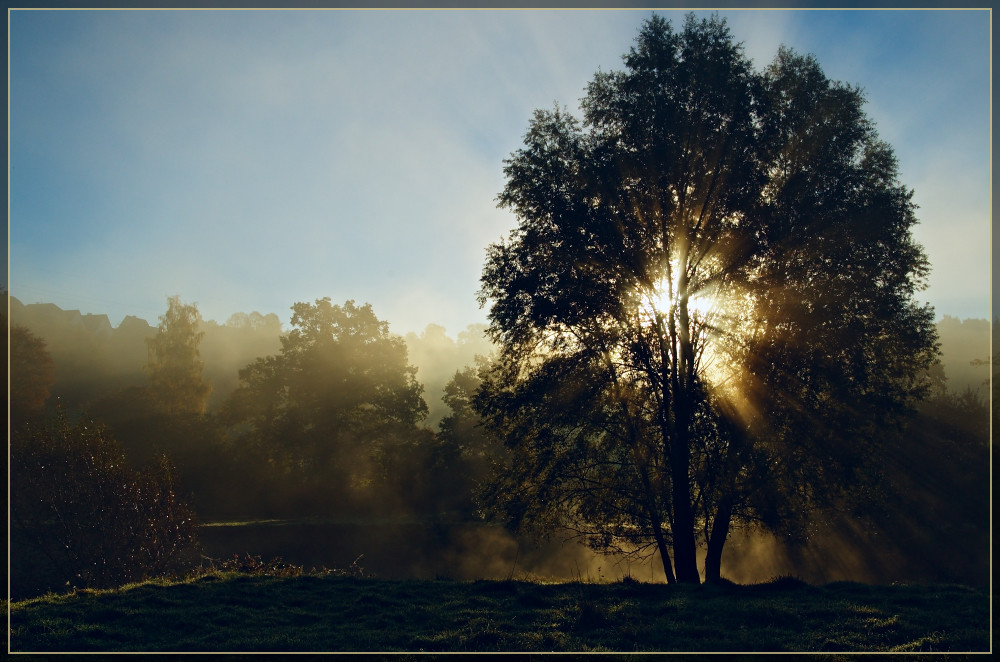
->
704, 497, 733, 583
669, 274, 701, 584
651, 521, 676, 584
705, 411, 746, 584
669, 394, 700, 583
670, 466, 701, 582
638, 462, 677, 585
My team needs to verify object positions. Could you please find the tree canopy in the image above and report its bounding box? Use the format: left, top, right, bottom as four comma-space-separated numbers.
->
223, 298, 430, 509
145, 295, 212, 416
476, 14, 937, 583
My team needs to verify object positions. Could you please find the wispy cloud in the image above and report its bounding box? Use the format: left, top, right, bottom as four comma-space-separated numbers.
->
9, 9, 990, 331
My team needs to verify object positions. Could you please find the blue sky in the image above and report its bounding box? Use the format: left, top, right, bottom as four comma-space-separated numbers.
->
8, 9, 991, 334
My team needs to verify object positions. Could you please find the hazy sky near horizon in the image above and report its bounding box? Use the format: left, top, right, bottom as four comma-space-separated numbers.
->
8, 9, 991, 334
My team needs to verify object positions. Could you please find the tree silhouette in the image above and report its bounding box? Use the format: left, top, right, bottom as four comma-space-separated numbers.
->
428, 363, 498, 517
9, 324, 56, 423
144, 295, 211, 415
477, 14, 937, 583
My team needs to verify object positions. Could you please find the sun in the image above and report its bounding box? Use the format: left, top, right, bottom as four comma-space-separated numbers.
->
635, 270, 734, 384
638, 275, 719, 328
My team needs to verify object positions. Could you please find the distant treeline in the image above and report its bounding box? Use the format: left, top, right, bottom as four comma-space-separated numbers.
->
7, 295, 493, 423
7, 295, 988, 415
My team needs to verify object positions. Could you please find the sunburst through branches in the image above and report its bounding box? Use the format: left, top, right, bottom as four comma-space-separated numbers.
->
633, 257, 739, 388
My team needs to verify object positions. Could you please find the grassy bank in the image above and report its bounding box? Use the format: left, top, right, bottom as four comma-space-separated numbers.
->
9, 573, 990, 653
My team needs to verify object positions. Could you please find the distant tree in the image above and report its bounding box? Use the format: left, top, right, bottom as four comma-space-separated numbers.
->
7, 295, 121, 409
440, 366, 487, 450
404, 323, 494, 428
427, 362, 499, 517
477, 14, 936, 583
10, 414, 198, 598
225, 311, 282, 334
975, 325, 998, 432
223, 298, 429, 512
145, 296, 211, 415
935, 315, 990, 396
9, 324, 56, 423
200, 311, 283, 412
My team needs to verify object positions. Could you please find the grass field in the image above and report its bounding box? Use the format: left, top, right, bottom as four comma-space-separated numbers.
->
8, 572, 991, 653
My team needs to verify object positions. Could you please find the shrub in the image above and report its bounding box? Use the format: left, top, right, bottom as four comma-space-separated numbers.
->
10, 414, 199, 598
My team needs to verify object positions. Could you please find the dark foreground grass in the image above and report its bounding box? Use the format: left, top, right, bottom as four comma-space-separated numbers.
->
9, 573, 991, 653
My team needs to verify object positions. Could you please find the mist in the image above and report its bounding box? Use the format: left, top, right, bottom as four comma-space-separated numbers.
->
7, 293, 990, 589
7, 295, 283, 413
404, 323, 494, 428
934, 315, 991, 396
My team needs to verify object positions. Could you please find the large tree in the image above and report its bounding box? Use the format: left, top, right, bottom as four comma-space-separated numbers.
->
476, 14, 936, 583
